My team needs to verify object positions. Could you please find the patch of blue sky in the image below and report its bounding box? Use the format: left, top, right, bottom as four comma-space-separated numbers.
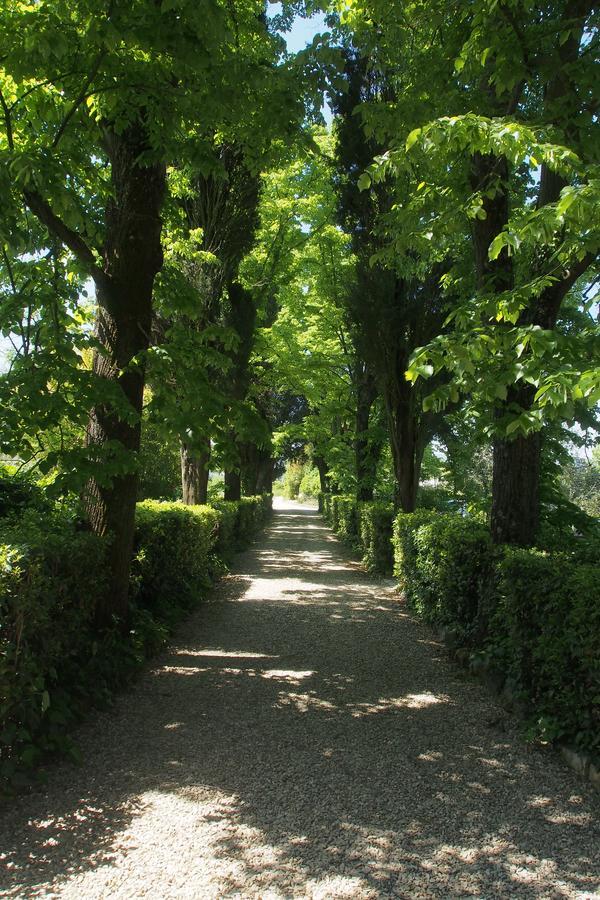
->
267, 2, 333, 123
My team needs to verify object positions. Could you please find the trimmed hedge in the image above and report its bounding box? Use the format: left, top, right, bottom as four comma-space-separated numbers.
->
332, 496, 359, 546
358, 503, 394, 574
321, 495, 360, 548
0, 494, 272, 790
212, 494, 272, 551
133, 502, 221, 616
321, 496, 599, 756
392, 508, 600, 756
212, 501, 239, 556
0, 511, 109, 786
393, 510, 494, 643
487, 549, 600, 753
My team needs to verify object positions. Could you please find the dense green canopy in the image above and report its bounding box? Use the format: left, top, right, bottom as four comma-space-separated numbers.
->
0, 0, 598, 610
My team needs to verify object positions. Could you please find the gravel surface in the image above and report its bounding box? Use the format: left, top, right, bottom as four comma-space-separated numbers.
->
1, 498, 599, 899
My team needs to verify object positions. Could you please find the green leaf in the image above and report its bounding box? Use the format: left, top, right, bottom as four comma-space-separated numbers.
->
406, 128, 421, 151
488, 233, 506, 260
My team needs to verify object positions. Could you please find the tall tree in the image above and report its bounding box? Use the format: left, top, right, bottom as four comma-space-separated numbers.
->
346, 0, 599, 541
332, 45, 455, 510
0, 1, 284, 617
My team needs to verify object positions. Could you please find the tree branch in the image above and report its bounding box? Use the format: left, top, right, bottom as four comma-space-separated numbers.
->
536, 249, 599, 327
23, 188, 105, 282
52, 50, 106, 149
0, 86, 14, 150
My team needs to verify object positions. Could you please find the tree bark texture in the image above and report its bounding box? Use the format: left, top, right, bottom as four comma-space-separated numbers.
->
314, 456, 329, 494
242, 442, 273, 496
355, 363, 379, 502
470, 152, 542, 545
385, 376, 425, 513
84, 126, 166, 623
224, 470, 242, 501
180, 438, 210, 505
491, 387, 542, 546
473, 6, 595, 544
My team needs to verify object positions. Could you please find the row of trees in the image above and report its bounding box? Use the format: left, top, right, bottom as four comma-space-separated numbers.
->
0, 0, 328, 620
268, 0, 598, 546
0, 0, 598, 623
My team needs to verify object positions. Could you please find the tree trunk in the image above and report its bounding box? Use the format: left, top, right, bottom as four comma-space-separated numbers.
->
241, 442, 260, 496
355, 363, 379, 502
477, 9, 594, 546
491, 385, 541, 545
470, 152, 542, 545
385, 375, 425, 513
314, 456, 329, 494
256, 457, 274, 494
84, 127, 166, 624
224, 470, 242, 501
246, 445, 274, 495
180, 438, 210, 505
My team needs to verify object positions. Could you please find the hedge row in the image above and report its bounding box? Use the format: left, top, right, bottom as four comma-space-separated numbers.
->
321, 494, 600, 756
0, 494, 272, 790
321, 494, 395, 575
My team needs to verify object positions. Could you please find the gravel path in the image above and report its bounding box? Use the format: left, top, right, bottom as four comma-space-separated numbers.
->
1, 499, 599, 899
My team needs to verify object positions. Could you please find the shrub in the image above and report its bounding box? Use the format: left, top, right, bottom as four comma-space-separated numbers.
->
393, 510, 494, 643
1, 495, 272, 791
298, 466, 321, 499
417, 484, 461, 512
236, 496, 265, 544
212, 494, 272, 551
392, 508, 439, 594
0, 510, 108, 786
132, 501, 221, 616
358, 503, 394, 574
282, 461, 305, 499
331, 496, 359, 546
486, 549, 600, 754
212, 501, 239, 557
0, 465, 50, 518
321, 493, 334, 523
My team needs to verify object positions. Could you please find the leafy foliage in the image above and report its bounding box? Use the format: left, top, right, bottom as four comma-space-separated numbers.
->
488, 549, 600, 753
0, 494, 271, 792
358, 502, 394, 574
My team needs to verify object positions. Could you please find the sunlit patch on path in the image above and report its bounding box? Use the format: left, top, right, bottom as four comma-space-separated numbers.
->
1, 498, 598, 898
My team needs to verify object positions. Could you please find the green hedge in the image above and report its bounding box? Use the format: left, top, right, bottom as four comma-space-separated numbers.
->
392, 508, 600, 756
487, 549, 600, 753
212, 501, 239, 556
0, 511, 109, 786
321, 493, 334, 523
358, 503, 394, 574
322, 496, 395, 575
394, 510, 494, 643
132, 502, 221, 616
332, 496, 359, 546
1, 494, 272, 791
212, 494, 272, 551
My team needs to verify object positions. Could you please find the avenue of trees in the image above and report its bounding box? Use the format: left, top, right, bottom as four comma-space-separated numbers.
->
0, 1, 598, 773
1, 0, 598, 615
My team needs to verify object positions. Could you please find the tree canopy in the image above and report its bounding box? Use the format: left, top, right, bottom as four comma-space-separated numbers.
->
0, 0, 598, 619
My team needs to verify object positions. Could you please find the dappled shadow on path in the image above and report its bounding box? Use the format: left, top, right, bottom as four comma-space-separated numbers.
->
1, 503, 598, 898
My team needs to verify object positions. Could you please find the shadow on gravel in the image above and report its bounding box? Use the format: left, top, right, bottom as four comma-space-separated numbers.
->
1, 505, 598, 898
